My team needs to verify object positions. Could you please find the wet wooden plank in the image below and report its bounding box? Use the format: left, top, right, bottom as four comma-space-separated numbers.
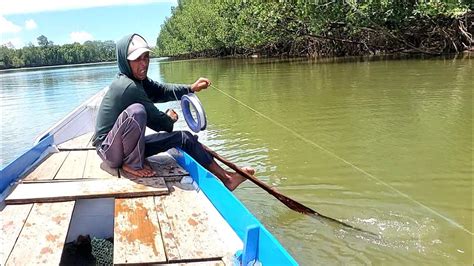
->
57, 132, 93, 150
5, 202, 75, 265
113, 197, 167, 264
148, 153, 188, 181
83, 150, 118, 178
0, 204, 34, 265
55, 151, 87, 179
156, 182, 242, 262
163, 261, 225, 265
23, 152, 68, 181
6, 178, 168, 204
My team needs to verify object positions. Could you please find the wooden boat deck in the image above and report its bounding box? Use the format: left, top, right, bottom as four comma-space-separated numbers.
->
1, 133, 242, 265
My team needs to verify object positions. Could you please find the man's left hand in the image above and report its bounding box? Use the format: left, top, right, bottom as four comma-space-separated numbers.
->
191, 77, 211, 92
166, 109, 178, 122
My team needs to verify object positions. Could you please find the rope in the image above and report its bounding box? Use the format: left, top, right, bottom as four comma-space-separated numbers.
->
210, 84, 473, 236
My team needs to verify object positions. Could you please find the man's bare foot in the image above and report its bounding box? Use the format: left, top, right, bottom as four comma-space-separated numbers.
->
122, 164, 156, 177
225, 166, 255, 191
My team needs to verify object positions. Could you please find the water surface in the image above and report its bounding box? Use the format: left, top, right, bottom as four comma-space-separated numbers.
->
0, 56, 472, 264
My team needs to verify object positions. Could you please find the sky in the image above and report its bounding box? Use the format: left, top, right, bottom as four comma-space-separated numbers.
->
0, 0, 177, 48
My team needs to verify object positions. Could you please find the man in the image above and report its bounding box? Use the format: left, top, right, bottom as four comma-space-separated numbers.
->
92, 33, 253, 191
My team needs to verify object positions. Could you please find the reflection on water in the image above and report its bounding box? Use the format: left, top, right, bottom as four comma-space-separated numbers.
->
0, 65, 114, 166
159, 57, 472, 264
1, 57, 472, 264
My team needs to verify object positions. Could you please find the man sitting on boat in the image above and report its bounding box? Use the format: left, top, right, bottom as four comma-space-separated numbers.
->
92, 33, 254, 191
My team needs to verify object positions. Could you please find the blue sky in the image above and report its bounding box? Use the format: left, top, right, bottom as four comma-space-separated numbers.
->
1, 0, 177, 48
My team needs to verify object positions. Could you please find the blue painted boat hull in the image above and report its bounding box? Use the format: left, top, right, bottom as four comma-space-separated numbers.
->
173, 148, 298, 265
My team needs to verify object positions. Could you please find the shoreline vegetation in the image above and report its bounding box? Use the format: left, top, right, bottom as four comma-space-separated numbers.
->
1, 2, 472, 70
0, 58, 171, 73
0, 38, 117, 70
156, 2, 473, 59
0, 61, 116, 73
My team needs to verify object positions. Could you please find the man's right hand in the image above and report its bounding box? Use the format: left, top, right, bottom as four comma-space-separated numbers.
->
166, 109, 178, 122
191, 77, 211, 92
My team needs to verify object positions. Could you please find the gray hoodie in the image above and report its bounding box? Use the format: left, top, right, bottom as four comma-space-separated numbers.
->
93, 33, 191, 145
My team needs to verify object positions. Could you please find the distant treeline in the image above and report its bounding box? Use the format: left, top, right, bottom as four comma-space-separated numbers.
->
2, 2, 472, 70
0, 35, 116, 69
156, 1, 473, 58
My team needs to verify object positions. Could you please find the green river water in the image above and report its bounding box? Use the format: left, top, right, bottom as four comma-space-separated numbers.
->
159, 56, 472, 265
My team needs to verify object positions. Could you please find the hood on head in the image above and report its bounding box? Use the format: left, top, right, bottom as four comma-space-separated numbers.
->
116, 33, 148, 79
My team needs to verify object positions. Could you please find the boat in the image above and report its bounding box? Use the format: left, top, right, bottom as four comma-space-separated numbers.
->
0, 88, 298, 265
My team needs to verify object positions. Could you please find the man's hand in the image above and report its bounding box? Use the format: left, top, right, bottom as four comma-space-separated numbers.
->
191, 77, 211, 92
166, 109, 178, 122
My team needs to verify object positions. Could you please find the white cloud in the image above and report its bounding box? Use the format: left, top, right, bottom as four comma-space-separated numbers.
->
24, 19, 37, 30
70, 31, 94, 44
2, 38, 24, 48
0, 16, 22, 33
0, 0, 177, 15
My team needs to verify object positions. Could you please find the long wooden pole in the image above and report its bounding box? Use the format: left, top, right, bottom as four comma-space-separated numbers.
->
202, 144, 376, 235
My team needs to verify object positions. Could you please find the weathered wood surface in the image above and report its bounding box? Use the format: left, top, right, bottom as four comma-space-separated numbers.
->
5, 202, 75, 265
114, 197, 167, 264
83, 150, 118, 178
156, 182, 242, 262
162, 261, 225, 266
55, 151, 87, 179
24, 149, 117, 180
148, 153, 189, 181
57, 132, 93, 150
0, 204, 33, 265
23, 152, 68, 181
6, 177, 168, 204
3, 133, 241, 264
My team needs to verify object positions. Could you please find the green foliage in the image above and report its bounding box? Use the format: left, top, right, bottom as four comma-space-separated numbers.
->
155, 1, 471, 57
415, 1, 470, 17
0, 37, 116, 69
37, 35, 53, 47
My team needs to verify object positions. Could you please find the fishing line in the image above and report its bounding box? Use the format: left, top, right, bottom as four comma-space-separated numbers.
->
210, 84, 473, 236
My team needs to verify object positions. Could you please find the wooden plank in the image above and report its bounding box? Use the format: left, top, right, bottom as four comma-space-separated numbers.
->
119, 153, 188, 181
83, 150, 118, 178
55, 151, 87, 179
0, 204, 34, 265
57, 132, 93, 150
156, 182, 242, 262
162, 261, 225, 265
188, 186, 243, 266
5, 202, 75, 265
148, 153, 189, 181
113, 197, 167, 264
6, 178, 168, 204
23, 152, 68, 181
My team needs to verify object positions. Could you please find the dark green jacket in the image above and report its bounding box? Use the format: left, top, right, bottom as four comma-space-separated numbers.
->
93, 33, 191, 145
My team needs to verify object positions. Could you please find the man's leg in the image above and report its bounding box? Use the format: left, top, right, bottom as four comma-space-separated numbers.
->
145, 131, 254, 190
97, 103, 155, 177
145, 131, 213, 165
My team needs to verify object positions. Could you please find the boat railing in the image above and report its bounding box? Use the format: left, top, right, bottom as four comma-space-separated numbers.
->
34, 87, 107, 146
1, 88, 107, 197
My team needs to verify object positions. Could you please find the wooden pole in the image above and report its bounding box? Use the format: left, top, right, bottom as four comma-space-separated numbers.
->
202, 144, 376, 235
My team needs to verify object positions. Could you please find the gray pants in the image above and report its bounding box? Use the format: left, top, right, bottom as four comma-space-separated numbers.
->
97, 103, 212, 170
